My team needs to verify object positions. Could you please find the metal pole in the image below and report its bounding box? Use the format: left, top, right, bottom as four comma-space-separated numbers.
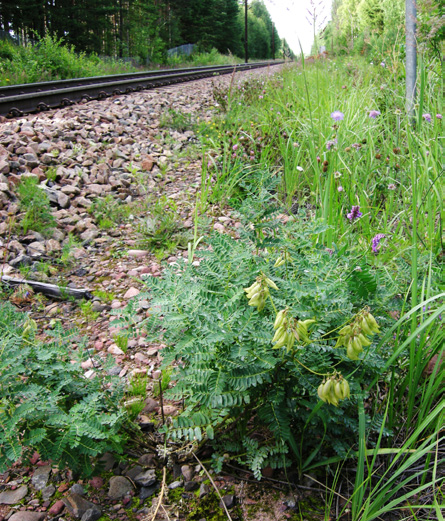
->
245, 0, 248, 63
405, 0, 417, 121
272, 22, 275, 60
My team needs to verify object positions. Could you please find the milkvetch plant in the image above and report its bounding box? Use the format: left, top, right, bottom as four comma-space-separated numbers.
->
114, 201, 396, 477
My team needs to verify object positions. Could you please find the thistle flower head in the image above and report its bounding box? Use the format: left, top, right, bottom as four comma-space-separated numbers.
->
422, 113, 432, 123
369, 110, 381, 119
330, 111, 344, 121
347, 205, 363, 221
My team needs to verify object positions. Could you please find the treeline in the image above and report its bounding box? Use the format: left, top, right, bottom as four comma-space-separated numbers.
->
319, 0, 443, 58
0, 0, 283, 62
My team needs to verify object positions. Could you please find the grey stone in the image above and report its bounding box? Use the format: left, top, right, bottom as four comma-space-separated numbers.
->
124, 466, 143, 481
107, 366, 122, 376
107, 476, 133, 499
80, 228, 99, 242
69, 484, 85, 496
199, 483, 209, 499
57, 191, 70, 209
167, 480, 183, 490
181, 465, 194, 482
137, 453, 156, 467
80, 508, 102, 521
27, 241, 45, 257
134, 469, 156, 488
184, 481, 199, 492
139, 483, 160, 502
220, 494, 236, 509
63, 493, 101, 519
8, 512, 45, 521
9, 254, 32, 268
41, 484, 56, 501
31, 465, 51, 490
0, 485, 28, 504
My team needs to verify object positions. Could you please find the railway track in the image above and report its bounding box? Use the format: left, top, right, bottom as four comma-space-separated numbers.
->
0, 61, 283, 118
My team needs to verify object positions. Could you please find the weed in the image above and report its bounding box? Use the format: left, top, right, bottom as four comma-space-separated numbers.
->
159, 108, 194, 132
113, 332, 129, 353
92, 290, 115, 303
78, 300, 100, 322
16, 177, 55, 236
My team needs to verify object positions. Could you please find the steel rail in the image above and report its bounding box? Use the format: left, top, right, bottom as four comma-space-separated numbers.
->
0, 61, 283, 118
0, 62, 272, 97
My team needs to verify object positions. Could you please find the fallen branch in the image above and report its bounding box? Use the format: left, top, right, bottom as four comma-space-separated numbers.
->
1, 275, 93, 300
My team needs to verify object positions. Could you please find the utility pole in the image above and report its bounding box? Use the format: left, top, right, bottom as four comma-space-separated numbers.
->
405, 0, 416, 121
272, 22, 275, 60
245, 0, 248, 63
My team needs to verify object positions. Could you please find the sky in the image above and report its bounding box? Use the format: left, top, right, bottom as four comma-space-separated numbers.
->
262, 0, 333, 55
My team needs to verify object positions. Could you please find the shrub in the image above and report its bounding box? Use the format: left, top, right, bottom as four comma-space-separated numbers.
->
0, 302, 127, 476
114, 188, 400, 477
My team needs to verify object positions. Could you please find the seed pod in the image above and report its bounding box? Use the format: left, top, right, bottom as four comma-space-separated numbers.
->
352, 336, 363, 354
340, 379, 350, 399
318, 382, 327, 402
334, 381, 343, 400
274, 256, 285, 267
357, 333, 372, 347
339, 325, 352, 335
272, 326, 286, 343
366, 313, 380, 333
264, 277, 279, 290
347, 341, 360, 360
360, 317, 374, 336
274, 309, 287, 329
286, 332, 295, 352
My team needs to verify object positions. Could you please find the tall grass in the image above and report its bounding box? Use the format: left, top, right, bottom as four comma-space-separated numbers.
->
197, 51, 443, 517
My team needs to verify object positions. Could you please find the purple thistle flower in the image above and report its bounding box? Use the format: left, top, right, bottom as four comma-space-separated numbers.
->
330, 111, 344, 121
347, 205, 363, 221
436, 114, 442, 120
371, 233, 386, 254
380, 62, 385, 68
337, 186, 344, 192
388, 183, 396, 190
422, 113, 432, 123
326, 138, 338, 150
232, 144, 238, 151
369, 110, 381, 119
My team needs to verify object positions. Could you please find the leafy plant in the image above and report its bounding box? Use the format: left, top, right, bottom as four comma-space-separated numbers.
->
137, 196, 192, 256
78, 300, 100, 322
159, 108, 194, 132
16, 177, 55, 236
88, 195, 129, 229
115, 205, 399, 476
0, 302, 127, 476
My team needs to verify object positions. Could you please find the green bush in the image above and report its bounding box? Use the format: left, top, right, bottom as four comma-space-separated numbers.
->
0, 303, 127, 476
114, 188, 399, 477
17, 177, 56, 236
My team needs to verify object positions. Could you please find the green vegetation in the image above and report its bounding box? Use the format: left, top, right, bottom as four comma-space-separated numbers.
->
0, 302, 127, 476
16, 176, 56, 236
137, 196, 193, 258
0, 34, 136, 86
114, 43, 443, 519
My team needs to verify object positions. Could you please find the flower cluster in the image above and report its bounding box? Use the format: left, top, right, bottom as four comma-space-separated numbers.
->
371, 233, 385, 254
347, 206, 363, 221
330, 111, 344, 121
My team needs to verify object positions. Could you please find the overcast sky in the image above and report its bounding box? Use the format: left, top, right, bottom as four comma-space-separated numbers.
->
262, 0, 333, 55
